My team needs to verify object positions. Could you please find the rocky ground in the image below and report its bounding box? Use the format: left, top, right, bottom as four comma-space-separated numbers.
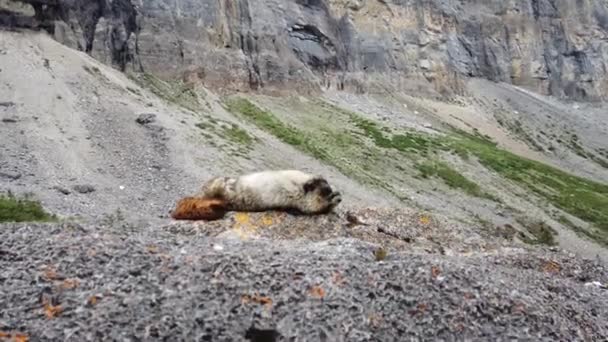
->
2, 210, 608, 341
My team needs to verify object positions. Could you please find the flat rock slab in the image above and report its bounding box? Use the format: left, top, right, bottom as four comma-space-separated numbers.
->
1, 212, 607, 341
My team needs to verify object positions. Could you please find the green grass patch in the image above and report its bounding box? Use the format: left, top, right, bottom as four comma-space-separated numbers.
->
128, 72, 201, 112
415, 160, 496, 200
342, 106, 608, 234
223, 97, 332, 162
447, 133, 608, 231
350, 116, 442, 154
0, 192, 56, 223
221, 123, 255, 146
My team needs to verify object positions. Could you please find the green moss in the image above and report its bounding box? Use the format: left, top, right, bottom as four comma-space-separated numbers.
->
224, 97, 332, 162
129, 72, 201, 112
446, 132, 608, 231
350, 116, 442, 153
374, 247, 388, 261
195, 112, 258, 156
415, 160, 496, 200
222, 123, 255, 146
0, 192, 56, 223
345, 108, 608, 234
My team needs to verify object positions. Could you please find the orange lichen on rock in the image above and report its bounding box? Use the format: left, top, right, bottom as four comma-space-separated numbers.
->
542, 260, 561, 274
431, 265, 441, 279
241, 293, 273, 310
170, 197, 228, 221
308, 285, 325, 299
61, 278, 80, 290
0, 331, 29, 342
42, 299, 63, 319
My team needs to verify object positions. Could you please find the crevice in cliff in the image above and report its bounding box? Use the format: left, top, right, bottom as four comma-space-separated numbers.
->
3, 0, 139, 72
288, 24, 340, 71
230, 0, 262, 90
0, 0, 60, 33
531, 0, 558, 20
287, 0, 350, 78
107, 0, 139, 71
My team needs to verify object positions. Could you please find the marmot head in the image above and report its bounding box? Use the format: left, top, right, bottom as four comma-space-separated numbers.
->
303, 176, 342, 213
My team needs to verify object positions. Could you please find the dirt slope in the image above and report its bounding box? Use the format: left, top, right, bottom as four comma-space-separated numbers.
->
0, 30, 396, 223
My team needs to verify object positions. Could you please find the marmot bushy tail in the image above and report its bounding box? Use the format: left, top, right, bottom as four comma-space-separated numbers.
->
171, 170, 342, 221
170, 197, 228, 221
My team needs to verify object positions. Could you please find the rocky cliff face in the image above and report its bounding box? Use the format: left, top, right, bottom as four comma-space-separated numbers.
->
3, 0, 608, 101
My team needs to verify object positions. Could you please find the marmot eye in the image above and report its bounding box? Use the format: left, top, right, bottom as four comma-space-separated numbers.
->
320, 187, 332, 196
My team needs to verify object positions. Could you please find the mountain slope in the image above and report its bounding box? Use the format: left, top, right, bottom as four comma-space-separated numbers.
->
0, 30, 396, 223
1, 29, 608, 262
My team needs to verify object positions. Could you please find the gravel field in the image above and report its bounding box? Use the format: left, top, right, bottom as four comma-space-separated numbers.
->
1, 211, 608, 341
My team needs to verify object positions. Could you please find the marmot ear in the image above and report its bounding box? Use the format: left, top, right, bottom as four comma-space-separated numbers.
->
303, 176, 328, 193
303, 179, 316, 193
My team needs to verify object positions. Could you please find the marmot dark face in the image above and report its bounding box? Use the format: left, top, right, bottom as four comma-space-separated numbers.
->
302, 176, 342, 214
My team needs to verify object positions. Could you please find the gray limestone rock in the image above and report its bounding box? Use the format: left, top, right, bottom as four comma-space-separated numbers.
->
72, 184, 95, 194
3, 0, 607, 101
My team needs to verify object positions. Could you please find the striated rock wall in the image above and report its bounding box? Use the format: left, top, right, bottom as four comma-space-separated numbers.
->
3, 0, 608, 101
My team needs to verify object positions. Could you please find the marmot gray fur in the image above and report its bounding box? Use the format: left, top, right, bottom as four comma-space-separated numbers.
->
196, 169, 342, 215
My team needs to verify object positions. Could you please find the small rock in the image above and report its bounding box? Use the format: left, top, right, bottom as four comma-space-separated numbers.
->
136, 113, 156, 125
584, 281, 607, 289
0, 101, 15, 107
419, 59, 432, 70
2, 117, 18, 123
0, 171, 22, 180
53, 186, 71, 195
73, 184, 96, 194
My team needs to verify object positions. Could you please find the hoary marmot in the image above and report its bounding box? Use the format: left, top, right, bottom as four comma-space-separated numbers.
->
170, 170, 342, 221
